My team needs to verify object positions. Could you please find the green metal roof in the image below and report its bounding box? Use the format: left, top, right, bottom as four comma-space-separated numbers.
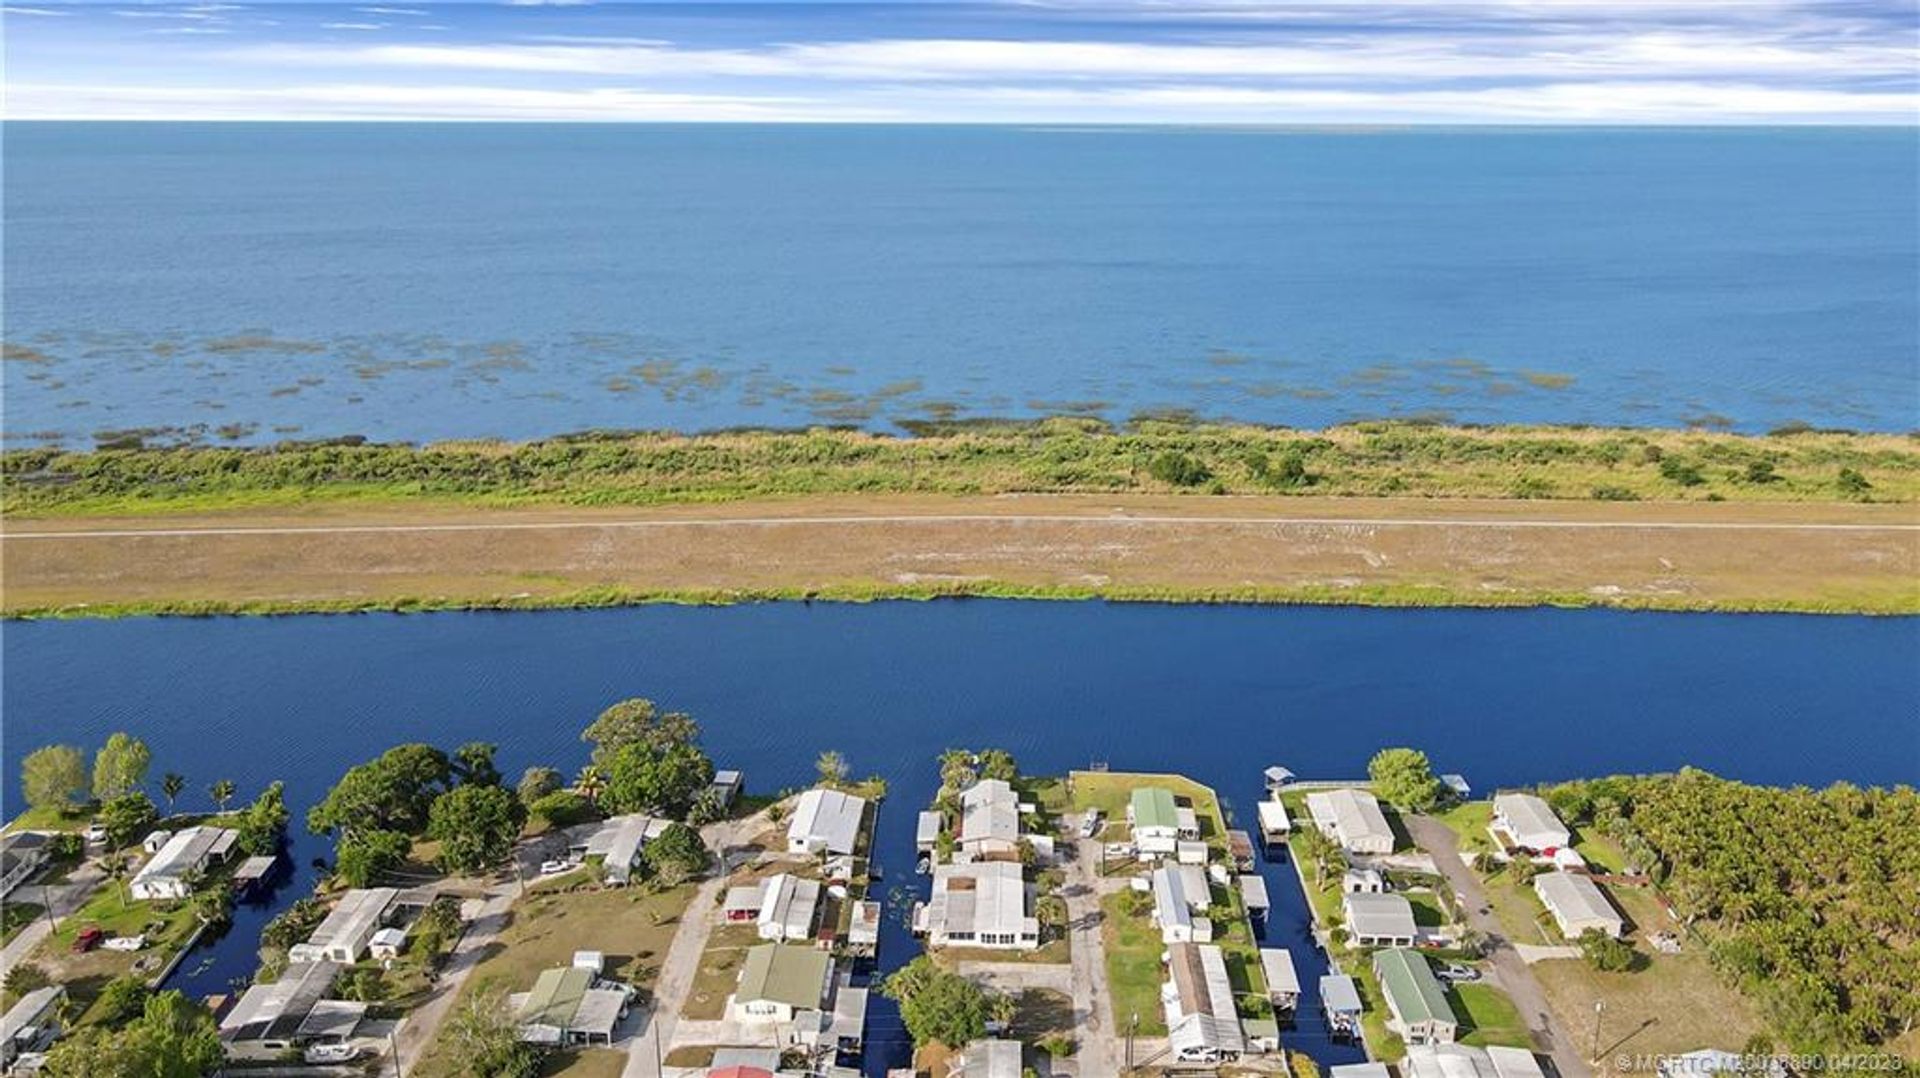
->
521, 967, 591, 1027
1372, 948, 1454, 1026
737, 943, 830, 1009
1130, 787, 1179, 831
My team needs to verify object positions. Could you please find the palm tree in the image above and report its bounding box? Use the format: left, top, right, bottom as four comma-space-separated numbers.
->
102, 853, 131, 911
989, 990, 1018, 1033
209, 779, 236, 813
160, 773, 186, 815
575, 765, 606, 807
815, 750, 849, 788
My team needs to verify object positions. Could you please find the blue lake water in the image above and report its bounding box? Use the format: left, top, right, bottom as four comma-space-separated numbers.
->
4, 601, 1916, 1068
6, 123, 1917, 445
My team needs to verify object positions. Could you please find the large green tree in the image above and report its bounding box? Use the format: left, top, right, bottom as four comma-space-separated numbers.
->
42, 990, 222, 1078
581, 698, 700, 767
453, 742, 502, 788
1368, 747, 1443, 813
436, 983, 540, 1078
881, 956, 997, 1049
601, 741, 714, 818
21, 745, 88, 815
515, 766, 562, 806
427, 784, 525, 875
91, 732, 152, 801
306, 743, 452, 838
641, 822, 710, 887
97, 793, 159, 850
236, 781, 290, 856
334, 828, 412, 888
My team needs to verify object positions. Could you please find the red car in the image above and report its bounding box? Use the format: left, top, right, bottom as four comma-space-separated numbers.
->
72, 927, 105, 953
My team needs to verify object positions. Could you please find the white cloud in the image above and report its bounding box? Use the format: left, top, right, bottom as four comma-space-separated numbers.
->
1, 80, 895, 121
357, 6, 428, 15
2, 6, 76, 15
321, 23, 387, 31
226, 32, 1917, 83
5, 77, 1911, 123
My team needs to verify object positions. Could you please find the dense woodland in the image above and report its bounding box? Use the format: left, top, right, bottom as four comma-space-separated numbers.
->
1543, 770, 1920, 1053
4, 418, 1915, 512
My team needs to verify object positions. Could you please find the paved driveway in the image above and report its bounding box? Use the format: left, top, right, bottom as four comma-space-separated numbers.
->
1407, 815, 1591, 1078
1058, 820, 1129, 1078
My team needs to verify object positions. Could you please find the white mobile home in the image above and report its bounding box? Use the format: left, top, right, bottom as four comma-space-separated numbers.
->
130, 826, 238, 901
788, 789, 867, 857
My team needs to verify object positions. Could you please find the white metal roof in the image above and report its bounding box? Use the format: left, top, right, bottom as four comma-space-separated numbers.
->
960, 780, 1019, 847
1487, 1047, 1549, 1078
1493, 793, 1571, 848
928, 860, 1034, 940
1237, 874, 1270, 909
300, 888, 396, 955
1166, 943, 1245, 1057
758, 873, 821, 938
1256, 800, 1291, 833
132, 825, 236, 888
1533, 871, 1621, 928
1319, 973, 1363, 1013
1344, 892, 1418, 939
1259, 948, 1300, 994
220, 961, 342, 1041
789, 788, 867, 855
1306, 789, 1393, 848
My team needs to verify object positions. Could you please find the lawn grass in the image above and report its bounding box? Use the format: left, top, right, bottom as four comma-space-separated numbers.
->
2, 901, 44, 945
1452, 982, 1533, 1048
1570, 830, 1630, 874
1434, 801, 1496, 854
1469, 860, 1769, 1059
538, 1048, 630, 1078
682, 922, 762, 1021
2, 806, 92, 834
1099, 890, 1169, 1037
1405, 890, 1449, 928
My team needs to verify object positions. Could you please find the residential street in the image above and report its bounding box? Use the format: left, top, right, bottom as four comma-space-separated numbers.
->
1057, 823, 1124, 1078
1407, 815, 1592, 1078
1, 860, 107, 973
624, 808, 780, 1078
392, 883, 518, 1075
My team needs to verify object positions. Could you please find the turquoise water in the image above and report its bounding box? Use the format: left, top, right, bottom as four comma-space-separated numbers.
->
5, 603, 1916, 1068
6, 124, 1915, 444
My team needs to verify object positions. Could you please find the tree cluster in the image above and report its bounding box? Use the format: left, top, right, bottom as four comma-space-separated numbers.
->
1547, 770, 1920, 1050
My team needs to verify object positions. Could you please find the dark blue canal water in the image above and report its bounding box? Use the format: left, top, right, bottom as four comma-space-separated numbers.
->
4, 602, 1916, 1069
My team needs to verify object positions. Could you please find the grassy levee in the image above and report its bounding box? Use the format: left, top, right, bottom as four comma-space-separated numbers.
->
5, 418, 1916, 515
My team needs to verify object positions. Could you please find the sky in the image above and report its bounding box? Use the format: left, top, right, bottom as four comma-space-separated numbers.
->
4, 1, 1917, 123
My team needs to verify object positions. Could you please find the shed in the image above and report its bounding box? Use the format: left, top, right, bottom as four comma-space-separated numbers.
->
1226, 829, 1256, 868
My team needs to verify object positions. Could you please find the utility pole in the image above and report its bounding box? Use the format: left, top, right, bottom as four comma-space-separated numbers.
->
1591, 999, 1606, 1064
1125, 1010, 1138, 1073
389, 1025, 403, 1078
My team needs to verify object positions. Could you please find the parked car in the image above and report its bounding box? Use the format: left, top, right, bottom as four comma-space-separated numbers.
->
72, 927, 105, 953
1437, 963, 1481, 983
82, 823, 108, 845
1079, 811, 1103, 838
304, 1043, 363, 1064
538, 859, 573, 875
